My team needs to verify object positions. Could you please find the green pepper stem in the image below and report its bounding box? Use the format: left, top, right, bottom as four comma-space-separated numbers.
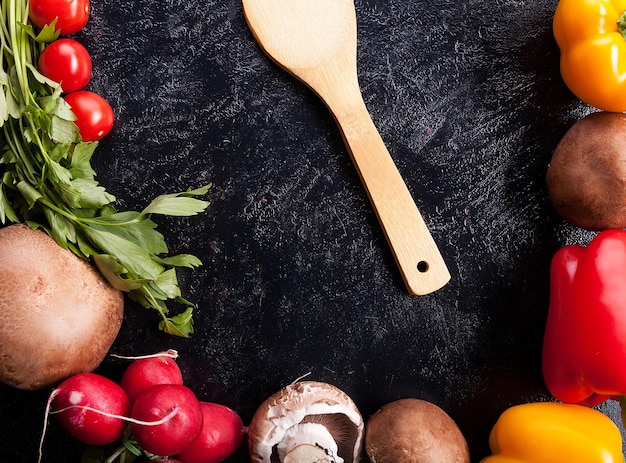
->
618, 11, 626, 40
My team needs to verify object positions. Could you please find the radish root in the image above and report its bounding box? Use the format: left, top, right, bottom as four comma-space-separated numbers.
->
110, 349, 179, 361
38, 388, 60, 463
50, 404, 181, 426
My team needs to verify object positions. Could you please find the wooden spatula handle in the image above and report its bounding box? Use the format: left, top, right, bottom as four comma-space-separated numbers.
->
336, 100, 451, 295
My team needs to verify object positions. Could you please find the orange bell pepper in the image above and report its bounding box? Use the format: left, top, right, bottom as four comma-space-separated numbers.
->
481, 402, 623, 462
553, 0, 626, 111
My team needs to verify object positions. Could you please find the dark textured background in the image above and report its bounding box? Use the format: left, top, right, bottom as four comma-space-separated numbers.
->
1, 0, 623, 461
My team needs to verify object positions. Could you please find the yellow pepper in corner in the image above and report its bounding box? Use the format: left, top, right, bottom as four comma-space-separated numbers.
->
480, 402, 623, 463
554, 0, 626, 111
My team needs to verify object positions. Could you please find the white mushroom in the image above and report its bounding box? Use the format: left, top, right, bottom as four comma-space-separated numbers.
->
248, 381, 364, 463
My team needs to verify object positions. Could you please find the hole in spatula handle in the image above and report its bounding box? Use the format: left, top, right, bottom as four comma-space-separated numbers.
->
417, 261, 430, 273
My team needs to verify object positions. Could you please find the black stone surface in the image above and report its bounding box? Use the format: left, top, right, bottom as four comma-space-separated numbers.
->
1, 0, 624, 461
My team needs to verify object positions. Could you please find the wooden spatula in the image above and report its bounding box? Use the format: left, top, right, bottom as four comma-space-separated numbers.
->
242, 0, 450, 295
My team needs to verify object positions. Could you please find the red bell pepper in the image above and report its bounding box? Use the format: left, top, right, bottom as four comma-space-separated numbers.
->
542, 230, 626, 407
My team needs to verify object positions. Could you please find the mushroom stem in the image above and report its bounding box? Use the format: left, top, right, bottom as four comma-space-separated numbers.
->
277, 423, 343, 463
285, 443, 337, 463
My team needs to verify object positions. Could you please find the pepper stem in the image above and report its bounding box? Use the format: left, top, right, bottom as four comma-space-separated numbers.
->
618, 11, 626, 40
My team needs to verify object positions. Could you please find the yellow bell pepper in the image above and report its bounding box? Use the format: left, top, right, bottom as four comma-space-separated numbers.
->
480, 402, 623, 463
553, 0, 626, 111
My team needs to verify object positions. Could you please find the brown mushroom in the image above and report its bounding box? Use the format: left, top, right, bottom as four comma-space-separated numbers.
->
0, 224, 124, 390
546, 111, 626, 230
365, 398, 470, 463
248, 381, 364, 463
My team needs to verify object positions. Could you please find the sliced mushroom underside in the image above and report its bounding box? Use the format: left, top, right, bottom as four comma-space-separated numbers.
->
248, 381, 365, 463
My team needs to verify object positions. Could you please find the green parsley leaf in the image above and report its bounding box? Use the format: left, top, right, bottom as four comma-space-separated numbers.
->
160, 307, 194, 337
142, 184, 212, 216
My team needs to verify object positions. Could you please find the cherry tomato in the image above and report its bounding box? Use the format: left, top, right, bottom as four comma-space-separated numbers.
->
29, 0, 90, 35
65, 91, 114, 141
38, 38, 92, 93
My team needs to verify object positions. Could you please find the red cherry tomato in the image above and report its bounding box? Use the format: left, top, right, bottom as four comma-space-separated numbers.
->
29, 0, 90, 35
65, 91, 114, 141
38, 38, 92, 93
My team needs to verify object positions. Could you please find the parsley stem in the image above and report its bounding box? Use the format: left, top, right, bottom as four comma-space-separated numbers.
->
7, 0, 28, 104
4, 120, 38, 184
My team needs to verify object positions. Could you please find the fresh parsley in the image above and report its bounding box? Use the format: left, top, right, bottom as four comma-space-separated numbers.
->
1, 0, 210, 336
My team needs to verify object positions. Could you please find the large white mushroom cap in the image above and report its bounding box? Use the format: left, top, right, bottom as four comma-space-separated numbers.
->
248, 381, 364, 463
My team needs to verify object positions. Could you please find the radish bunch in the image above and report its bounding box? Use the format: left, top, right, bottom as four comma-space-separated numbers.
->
41, 350, 245, 463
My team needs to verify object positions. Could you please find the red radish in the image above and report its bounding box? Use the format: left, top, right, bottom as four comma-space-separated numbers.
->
50, 373, 130, 445
120, 353, 183, 402
176, 402, 245, 463
132, 384, 204, 456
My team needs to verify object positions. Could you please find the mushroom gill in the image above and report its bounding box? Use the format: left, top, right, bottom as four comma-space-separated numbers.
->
301, 413, 362, 462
